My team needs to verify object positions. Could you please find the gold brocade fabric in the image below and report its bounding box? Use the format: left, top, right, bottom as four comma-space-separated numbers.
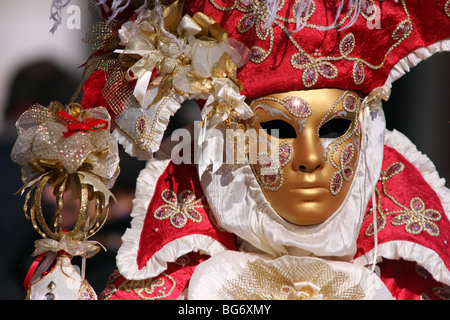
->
220, 258, 365, 300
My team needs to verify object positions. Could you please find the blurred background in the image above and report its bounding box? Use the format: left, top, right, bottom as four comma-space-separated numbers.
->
0, 0, 448, 300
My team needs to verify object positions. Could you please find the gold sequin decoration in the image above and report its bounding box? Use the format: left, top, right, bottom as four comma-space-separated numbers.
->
220, 258, 365, 300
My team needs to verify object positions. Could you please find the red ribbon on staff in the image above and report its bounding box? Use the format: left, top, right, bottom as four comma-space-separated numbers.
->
57, 111, 109, 138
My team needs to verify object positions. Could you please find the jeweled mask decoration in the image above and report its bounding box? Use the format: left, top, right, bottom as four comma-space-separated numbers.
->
247, 88, 362, 225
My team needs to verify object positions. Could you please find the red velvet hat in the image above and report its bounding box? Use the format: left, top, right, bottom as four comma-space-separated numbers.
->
183, 0, 450, 99
77, 0, 450, 162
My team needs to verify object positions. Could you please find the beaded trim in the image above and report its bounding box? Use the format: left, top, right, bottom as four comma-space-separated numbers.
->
153, 189, 206, 229
252, 141, 293, 192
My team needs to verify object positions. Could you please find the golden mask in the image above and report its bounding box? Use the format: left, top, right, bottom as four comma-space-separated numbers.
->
247, 88, 362, 226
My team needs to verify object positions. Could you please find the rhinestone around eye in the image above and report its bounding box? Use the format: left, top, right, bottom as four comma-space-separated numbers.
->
283, 97, 312, 118
330, 172, 343, 195
343, 94, 358, 112
340, 143, 355, 165
262, 174, 279, 185
278, 142, 293, 167
343, 167, 354, 181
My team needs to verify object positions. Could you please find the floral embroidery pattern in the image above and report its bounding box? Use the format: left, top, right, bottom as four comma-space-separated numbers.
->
365, 162, 442, 237
102, 272, 177, 300
209, 0, 413, 87
153, 189, 205, 228
391, 197, 441, 236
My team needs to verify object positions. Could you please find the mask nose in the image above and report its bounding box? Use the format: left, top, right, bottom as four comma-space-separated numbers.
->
291, 129, 325, 173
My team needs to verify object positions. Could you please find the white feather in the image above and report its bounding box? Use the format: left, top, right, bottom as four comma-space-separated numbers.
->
49, 0, 72, 33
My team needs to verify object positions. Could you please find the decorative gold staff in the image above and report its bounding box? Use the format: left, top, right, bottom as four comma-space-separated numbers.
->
11, 101, 120, 299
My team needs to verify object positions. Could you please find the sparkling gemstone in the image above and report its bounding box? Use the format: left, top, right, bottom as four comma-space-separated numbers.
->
291, 52, 309, 69
343, 167, 353, 180
341, 144, 354, 165
425, 223, 438, 235
360, 0, 376, 19
318, 62, 337, 78
330, 172, 343, 195
384, 162, 404, 179
81, 289, 94, 300
411, 198, 424, 211
162, 190, 177, 203
424, 210, 441, 220
256, 20, 270, 40
136, 117, 148, 135
155, 206, 173, 219
407, 222, 422, 234
353, 62, 365, 85
262, 174, 278, 185
171, 213, 186, 228
237, 14, 255, 33
393, 214, 410, 224
250, 46, 267, 63
367, 216, 385, 236
340, 33, 355, 56
392, 20, 413, 41
187, 209, 202, 221
181, 191, 195, 203
302, 67, 318, 87
284, 97, 311, 118
278, 143, 292, 166
237, 0, 253, 9
344, 95, 357, 112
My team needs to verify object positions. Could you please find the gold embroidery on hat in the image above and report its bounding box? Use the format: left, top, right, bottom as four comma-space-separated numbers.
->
209, 0, 414, 87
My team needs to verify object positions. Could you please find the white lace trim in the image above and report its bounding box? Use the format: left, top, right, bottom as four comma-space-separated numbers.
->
381, 39, 450, 93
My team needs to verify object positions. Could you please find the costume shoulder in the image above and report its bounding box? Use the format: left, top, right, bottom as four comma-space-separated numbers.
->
106, 150, 236, 299
355, 129, 450, 299
101, 252, 208, 300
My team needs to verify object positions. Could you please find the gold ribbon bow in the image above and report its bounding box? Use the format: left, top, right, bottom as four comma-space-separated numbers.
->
32, 236, 104, 259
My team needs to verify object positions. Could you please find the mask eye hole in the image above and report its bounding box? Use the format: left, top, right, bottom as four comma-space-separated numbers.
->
260, 120, 297, 139
318, 118, 352, 139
